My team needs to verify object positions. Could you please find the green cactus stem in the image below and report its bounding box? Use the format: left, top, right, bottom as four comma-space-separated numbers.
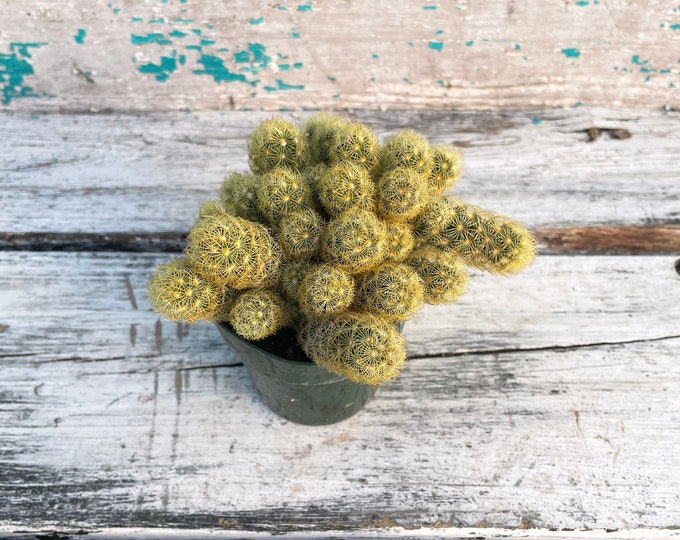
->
428, 145, 463, 194
318, 162, 375, 216
381, 129, 433, 176
220, 172, 266, 223
330, 120, 380, 171
248, 117, 305, 174
299, 312, 407, 385
229, 289, 289, 340
277, 207, 324, 259
298, 264, 356, 317
320, 208, 387, 273
185, 214, 282, 288
148, 257, 220, 323
406, 247, 469, 304
355, 262, 424, 322
376, 166, 428, 221
278, 258, 312, 301
383, 220, 416, 263
212, 286, 240, 323
304, 112, 344, 165
256, 168, 312, 225
413, 197, 536, 274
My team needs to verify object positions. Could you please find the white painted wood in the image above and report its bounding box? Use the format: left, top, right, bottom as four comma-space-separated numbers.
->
1, 108, 679, 235
0, 0, 678, 112
3, 527, 680, 539
2, 252, 680, 531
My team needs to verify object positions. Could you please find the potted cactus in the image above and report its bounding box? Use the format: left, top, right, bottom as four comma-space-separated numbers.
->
148, 113, 536, 425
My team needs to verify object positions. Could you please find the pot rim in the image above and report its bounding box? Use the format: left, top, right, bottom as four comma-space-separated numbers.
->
216, 322, 318, 368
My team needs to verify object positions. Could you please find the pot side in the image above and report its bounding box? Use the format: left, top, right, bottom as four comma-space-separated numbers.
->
215, 323, 378, 425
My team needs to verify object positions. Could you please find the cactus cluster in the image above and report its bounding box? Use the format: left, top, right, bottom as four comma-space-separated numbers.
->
148, 113, 536, 385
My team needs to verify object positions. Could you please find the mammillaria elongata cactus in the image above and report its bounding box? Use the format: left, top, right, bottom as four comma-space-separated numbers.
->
148, 114, 536, 385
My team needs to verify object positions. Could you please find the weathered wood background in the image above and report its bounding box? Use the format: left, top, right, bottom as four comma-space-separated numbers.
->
0, 0, 678, 112
1, 1, 680, 539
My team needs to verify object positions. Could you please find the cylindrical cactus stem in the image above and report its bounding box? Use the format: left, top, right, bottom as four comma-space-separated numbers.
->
413, 197, 536, 274
256, 168, 312, 225
220, 172, 267, 223
229, 289, 289, 340
355, 262, 424, 322
212, 286, 240, 323
383, 220, 416, 263
406, 247, 468, 304
148, 257, 220, 323
319, 208, 387, 273
185, 214, 281, 288
277, 207, 324, 259
428, 145, 463, 194
194, 198, 235, 226
278, 258, 312, 301
304, 112, 345, 165
247, 117, 305, 174
297, 263, 356, 317
298, 312, 407, 385
317, 162, 375, 216
381, 129, 433, 177
329, 120, 380, 171
376, 166, 428, 221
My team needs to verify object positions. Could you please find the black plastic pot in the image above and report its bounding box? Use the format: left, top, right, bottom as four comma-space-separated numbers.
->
215, 323, 378, 425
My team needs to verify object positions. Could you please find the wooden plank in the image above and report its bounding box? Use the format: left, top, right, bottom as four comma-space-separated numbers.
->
1, 108, 679, 235
1, 252, 680, 531
0, 1, 677, 112
3, 529, 680, 540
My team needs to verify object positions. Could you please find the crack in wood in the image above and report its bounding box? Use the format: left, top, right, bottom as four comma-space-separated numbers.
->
409, 333, 680, 360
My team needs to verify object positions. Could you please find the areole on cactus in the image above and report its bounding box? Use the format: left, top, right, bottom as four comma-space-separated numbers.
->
148, 113, 537, 385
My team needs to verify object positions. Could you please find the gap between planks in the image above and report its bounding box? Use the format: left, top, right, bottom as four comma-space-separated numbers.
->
1, 225, 679, 254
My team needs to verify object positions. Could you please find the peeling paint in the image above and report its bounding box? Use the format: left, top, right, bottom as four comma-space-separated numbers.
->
0, 42, 48, 105
297, 3, 313, 11
561, 47, 581, 58
74, 28, 86, 44
429, 40, 443, 51
264, 79, 304, 91
131, 33, 173, 45
250, 17, 265, 25
137, 51, 178, 82
193, 53, 253, 85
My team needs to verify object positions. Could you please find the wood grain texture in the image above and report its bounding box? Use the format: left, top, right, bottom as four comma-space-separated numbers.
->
1, 251, 679, 532
0, 0, 678, 112
1, 108, 678, 236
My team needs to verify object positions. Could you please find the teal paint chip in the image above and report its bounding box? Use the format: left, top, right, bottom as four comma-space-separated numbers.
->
424, 4, 437, 9
170, 29, 188, 38
149, 17, 166, 24
193, 53, 253, 84
561, 47, 581, 58
429, 40, 443, 51
250, 17, 265, 24
131, 33, 173, 45
532, 118, 542, 124
74, 28, 86, 44
465, 40, 474, 46
290, 30, 301, 38
264, 79, 305, 91
137, 52, 178, 82
131, 16, 144, 22
297, 3, 312, 11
